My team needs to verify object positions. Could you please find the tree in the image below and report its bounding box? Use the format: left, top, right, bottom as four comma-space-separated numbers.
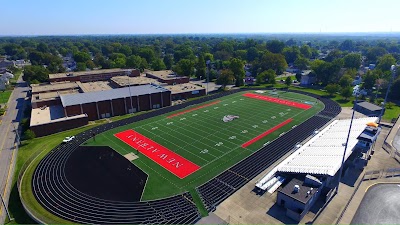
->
24, 129, 36, 140
363, 70, 378, 90
266, 40, 285, 53
366, 47, 387, 63
338, 75, 353, 89
175, 59, 194, 76
217, 69, 234, 89
282, 46, 300, 63
163, 55, 174, 70
311, 59, 342, 86
340, 86, 353, 100
23, 65, 49, 83
138, 47, 155, 64
152, 58, 166, 71
76, 62, 87, 71
294, 57, 309, 70
325, 84, 340, 96
390, 78, 400, 99
73, 51, 91, 63
377, 54, 396, 71
256, 69, 276, 84
203, 53, 214, 62
339, 40, 354, 51
86, 60, 96, 70
229, 58, 245, 86
300, 45, 312, 58
246, 47, 259, 62
256, 51, 288, 74
139, 58, 149, 72
126, 55, 142, 68
195, 54, 206, 79
343, 53, 361, 69
295, 72, 302, 82
285, 76, 292, 88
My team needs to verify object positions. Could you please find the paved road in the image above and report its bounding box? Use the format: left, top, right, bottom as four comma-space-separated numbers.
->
351, 183, 400, 224
0, 75, 29, 223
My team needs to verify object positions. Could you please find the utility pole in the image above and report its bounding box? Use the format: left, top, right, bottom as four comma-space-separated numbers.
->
378, 65, 396, 124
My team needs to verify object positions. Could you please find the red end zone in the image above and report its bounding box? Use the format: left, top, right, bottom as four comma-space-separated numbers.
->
115, 130, 200, 179
241, 118, 293, 148
167, 100, 221, 118
243, 93, 312, 110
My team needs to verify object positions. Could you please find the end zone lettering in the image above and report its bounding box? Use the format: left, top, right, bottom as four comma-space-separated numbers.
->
115, 130, 200, 179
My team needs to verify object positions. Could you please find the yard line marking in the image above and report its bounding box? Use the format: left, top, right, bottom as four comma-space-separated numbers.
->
241, 118, 293, 148
167, 100, 221, 118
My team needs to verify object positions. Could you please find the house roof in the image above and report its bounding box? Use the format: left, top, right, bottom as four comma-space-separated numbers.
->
356, 101, 382, 112
276, 117, 378, 176
60, 84, 169, 107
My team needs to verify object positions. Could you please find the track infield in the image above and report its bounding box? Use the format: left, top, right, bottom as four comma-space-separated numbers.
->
85, 90, 323, 200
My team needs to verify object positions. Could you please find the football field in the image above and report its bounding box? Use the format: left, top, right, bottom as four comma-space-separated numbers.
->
85, 90, 323, 200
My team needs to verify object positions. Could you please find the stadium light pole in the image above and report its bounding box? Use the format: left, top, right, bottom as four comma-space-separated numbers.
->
378, 65, 396, 124
336, 93, 358, 194
127, 75, 134, 114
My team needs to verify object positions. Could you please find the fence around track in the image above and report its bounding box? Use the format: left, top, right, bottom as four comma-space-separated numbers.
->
20, 88, 341, 224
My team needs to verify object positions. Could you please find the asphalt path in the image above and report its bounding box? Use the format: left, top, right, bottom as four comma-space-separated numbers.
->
351, 183, 400, 224
0, 75, 29, 223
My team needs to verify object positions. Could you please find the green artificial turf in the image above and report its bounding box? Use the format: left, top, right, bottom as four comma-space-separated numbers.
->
85, 90, 323, 201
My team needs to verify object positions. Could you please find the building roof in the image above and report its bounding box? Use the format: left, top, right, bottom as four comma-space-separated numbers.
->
77, 81, 113, 93
146, 70, 187, 80
31, 82, 80, 94
356, 101, 382, 112
110, 75, 161, 87
30, 105, 87, 126
164, 83, 205, 94
60, 84, 169, 107
49, 68, 134, 79
32, 89, 80, 103
276, 117, 378, 176
279, 177, 319, 204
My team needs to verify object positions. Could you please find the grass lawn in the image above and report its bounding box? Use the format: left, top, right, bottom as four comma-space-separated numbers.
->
0, 90, 12, 104
85, 90, 323, 201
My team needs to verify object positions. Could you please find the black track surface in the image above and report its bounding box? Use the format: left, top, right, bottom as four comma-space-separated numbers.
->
65, 146, 147, 202
30, 89, 340, 224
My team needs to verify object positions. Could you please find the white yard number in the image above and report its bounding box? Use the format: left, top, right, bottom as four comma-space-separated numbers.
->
223, 104, 228, 106
232, 101, 237, 103
192, 114, 198, 117
204, 110, 209, 113
262, 120, 268, 123
287, 109, 291, 111
241, 130, 248, 134
180, 117, 186, 121
252, 125, 259, 128
240, 99, 244, 100
229, 136, 236, 140
167, 122, 173, 125
214, 107, 219, 109
215, 142, 223, 147
271, 116, 276, 119
279, 112, 285, 116
152, 127, 158, 130
200, 149, 209, 154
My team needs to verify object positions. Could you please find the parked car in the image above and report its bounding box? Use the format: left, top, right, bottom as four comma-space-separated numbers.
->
63, 136, 75, 143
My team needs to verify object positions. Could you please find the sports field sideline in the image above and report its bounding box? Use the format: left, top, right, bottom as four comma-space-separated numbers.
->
85, 90, 323, 200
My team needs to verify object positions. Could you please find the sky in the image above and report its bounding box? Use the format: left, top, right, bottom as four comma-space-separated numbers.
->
1, 0, 400, 35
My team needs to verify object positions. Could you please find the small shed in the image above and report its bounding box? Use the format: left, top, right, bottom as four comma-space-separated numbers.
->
354, 101, 382, 117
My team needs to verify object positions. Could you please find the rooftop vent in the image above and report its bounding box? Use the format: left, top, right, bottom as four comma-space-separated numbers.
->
293, 185, 300, 193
